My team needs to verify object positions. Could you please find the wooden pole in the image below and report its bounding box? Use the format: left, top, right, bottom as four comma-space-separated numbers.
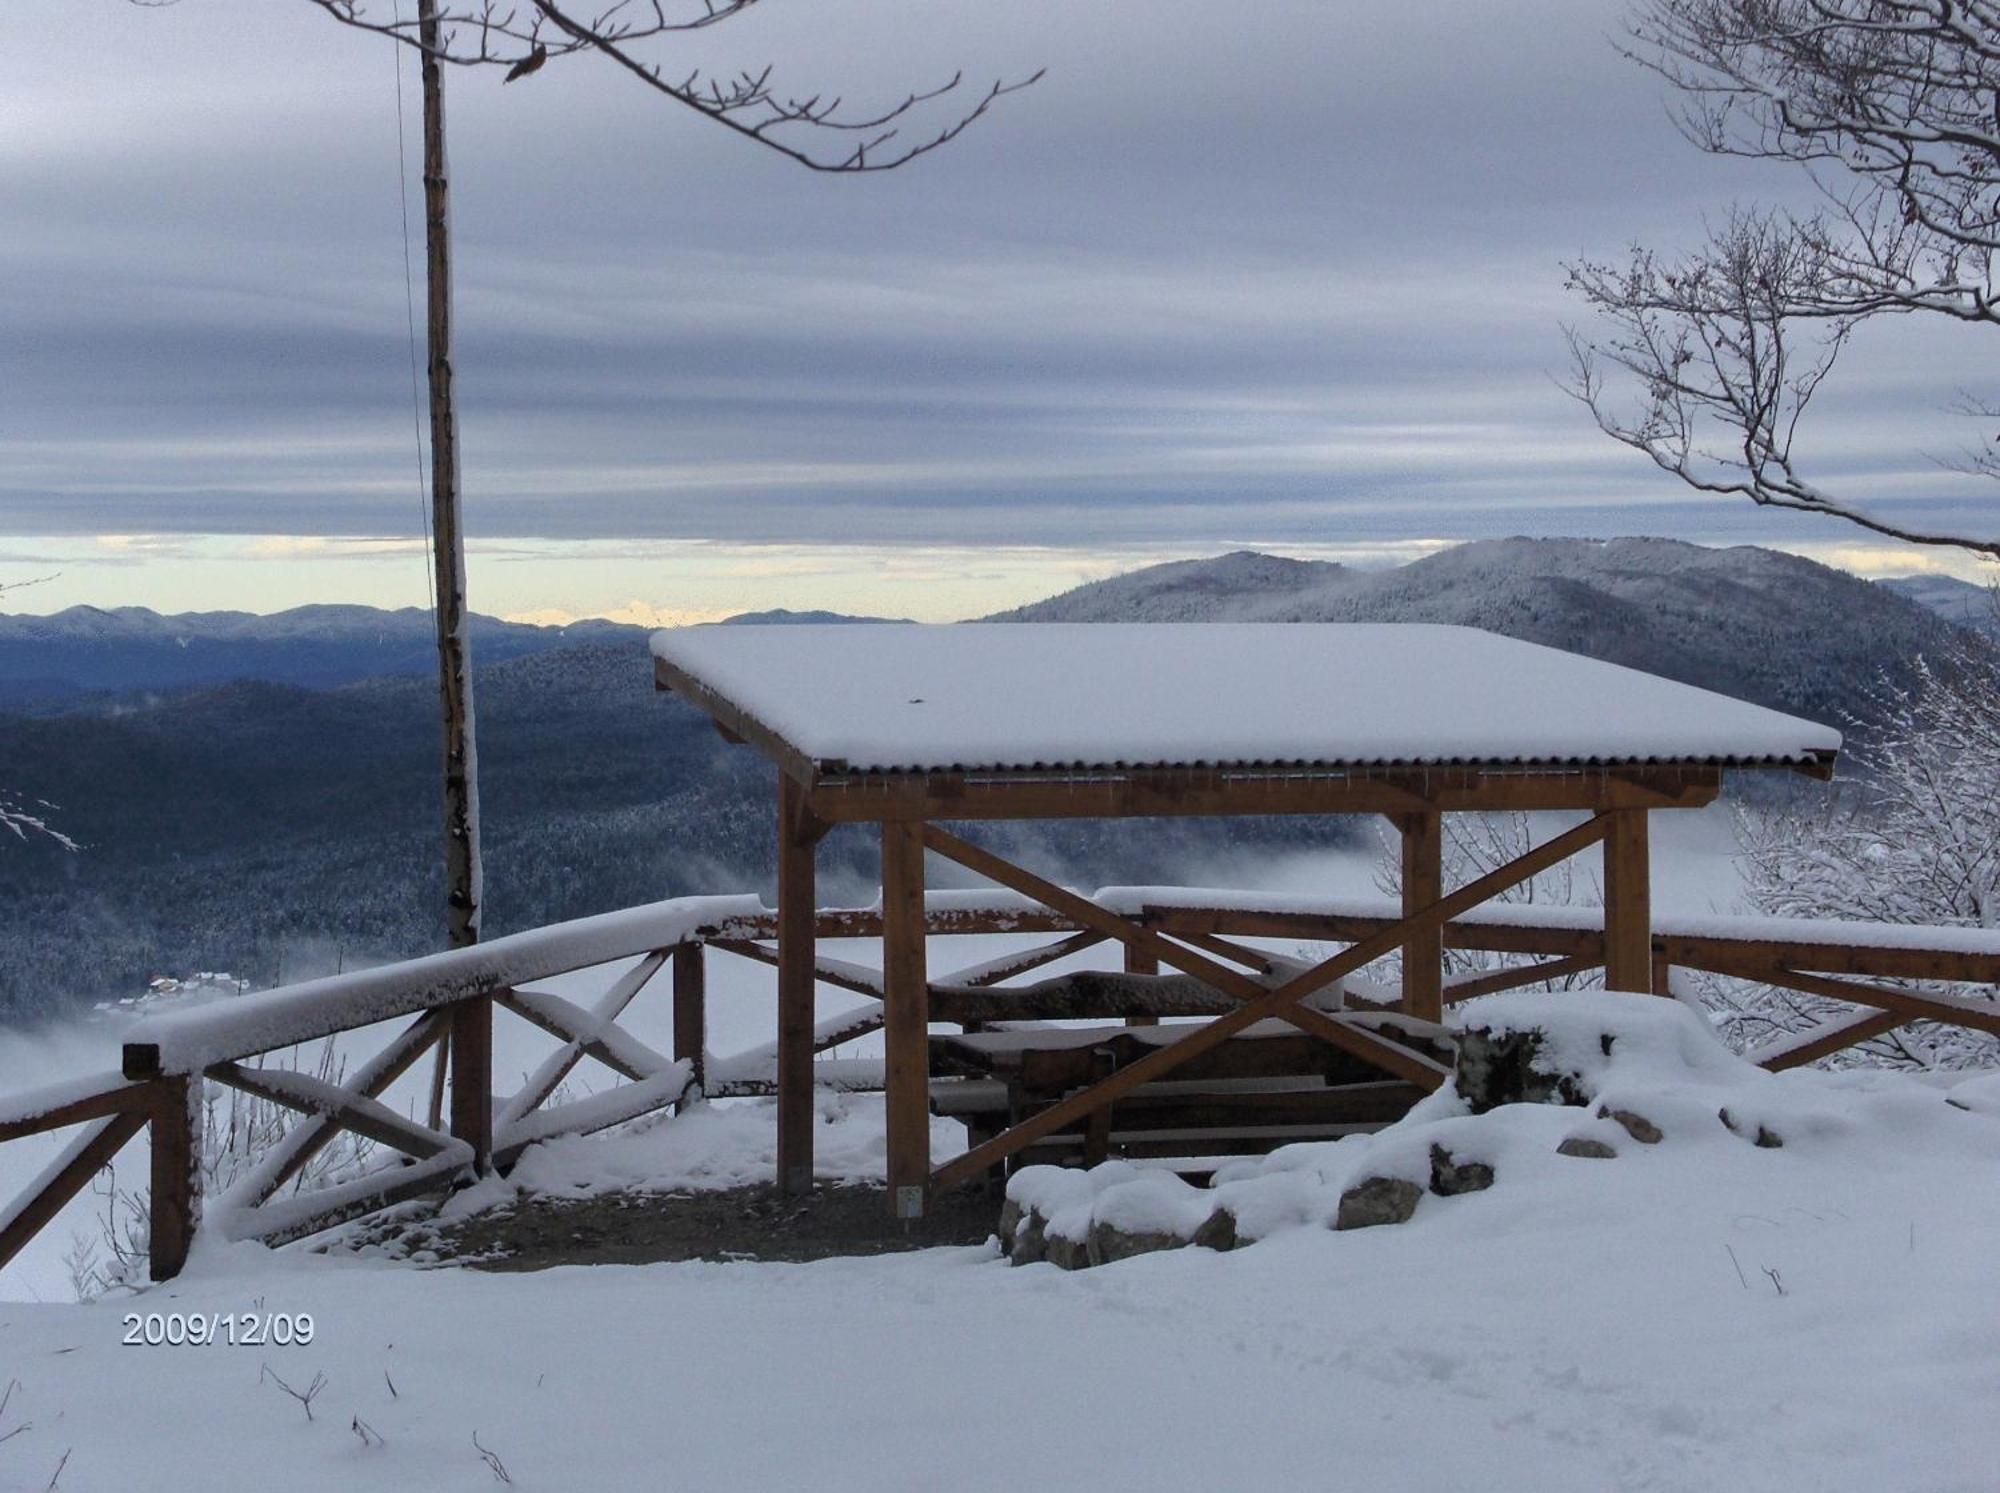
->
148, 1075, 200, 1282
418, 0, 481, 950
776, 774, 820, 1194
1398, 811, 1444, 1022
1602, 808, 1652, 992
673, 942, 707, 1109
419, 3, 491, 1165
881, 819, 930, 1217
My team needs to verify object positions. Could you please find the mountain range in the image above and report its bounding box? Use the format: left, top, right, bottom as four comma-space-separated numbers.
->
0, 537, 1984, 1017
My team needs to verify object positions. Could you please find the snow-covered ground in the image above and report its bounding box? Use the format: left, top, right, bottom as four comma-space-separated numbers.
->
3, 992, 1996, 1493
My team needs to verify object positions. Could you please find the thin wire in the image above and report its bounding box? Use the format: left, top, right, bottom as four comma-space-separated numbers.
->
392, 8, 437, 616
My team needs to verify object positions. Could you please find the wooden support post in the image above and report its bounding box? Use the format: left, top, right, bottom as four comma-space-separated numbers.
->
673, 942, 707, 1110
1123, 938, 1159, 1026
1603, 808, 1652, 993
777, 773, 821, 1194
881, 818, 930, 1217
149, 1075, 200, 1282
1398, 812, 1444, 1023
448, 996, 492, 1174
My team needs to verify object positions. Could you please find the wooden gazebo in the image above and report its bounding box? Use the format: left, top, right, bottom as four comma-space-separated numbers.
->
653, 621, 1840, 1218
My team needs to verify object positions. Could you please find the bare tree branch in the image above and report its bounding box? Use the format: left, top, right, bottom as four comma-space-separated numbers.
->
301, 0, 1041, 171
1569, 1, 2000, 557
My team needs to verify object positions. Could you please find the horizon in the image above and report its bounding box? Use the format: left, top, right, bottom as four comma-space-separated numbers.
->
0, 532, 1987, 627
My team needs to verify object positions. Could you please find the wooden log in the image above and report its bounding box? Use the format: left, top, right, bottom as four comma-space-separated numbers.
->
881, 819, 930, 1218
776, 772, 823, 1194
0, 1107, 149, 1275
673, 942, 706, 1108
1400, 811, 1444, 1022
149, 1075, 200, 1282
1602, 808, 1652, 993
448, 994, 492, 1175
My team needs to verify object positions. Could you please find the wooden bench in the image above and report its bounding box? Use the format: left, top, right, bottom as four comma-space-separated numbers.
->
928, 1020, 1436, 1177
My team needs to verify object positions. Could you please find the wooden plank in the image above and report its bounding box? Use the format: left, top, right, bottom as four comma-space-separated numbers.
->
808, 765, 1722, 824
931, 815, 1609, 1188
207, 1062, 458, 1160
673, 941, 706, 1105
1602, 808, 1652, 993
776, 771, 822, 1194
494, 988, 675, 1081
448, 993, 492, 1175
224, 1011, 449, 1212
654, 653, 823, 789
149, 1075, 199, 1282
708, 939, 886, 1000
0, 1078, 154, 1144
881, 818, 931, 1217
1751, 1009, 1905, 1070
497, 950, 671, 1127
1443, 955, 1603, 1002
1400, 811, 1444, 1022
0, 1108, 149, 1275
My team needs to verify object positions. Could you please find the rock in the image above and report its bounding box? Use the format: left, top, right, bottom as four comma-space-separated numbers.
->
1192, 1206, 1239, 1252
1453, 1025, 1593, 1114
1043, 1231, 1090, 1271
1428, 1144, 1495, 1196
1087, 1220, 1190, 1266
1599, 1106, 1663, 1144
1556, 1136, 1618, 1159
1007, 1205, 1047, 1266
997, 1197, 1024, 1255
1719, 1107, 1784, 1148
1335, 1175, 1424, 1230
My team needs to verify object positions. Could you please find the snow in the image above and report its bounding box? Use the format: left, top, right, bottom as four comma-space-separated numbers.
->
652, 622, 1842, 773
3, 1017, 1996, 1491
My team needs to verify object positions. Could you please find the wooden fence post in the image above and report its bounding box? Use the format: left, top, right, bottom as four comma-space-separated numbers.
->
449, 996, 492, 1174
881, 819, 930, 1218
1123, 938, 1159, 1026
1603, 808, 1653, 993
673, 942, 707, 1111
149, 1075, 200, 1282
777, 773, 822, 1195
1400, 811, 1444, 1023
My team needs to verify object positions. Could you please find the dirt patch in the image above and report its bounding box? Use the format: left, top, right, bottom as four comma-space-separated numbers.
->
346, 1182, 1003, 1270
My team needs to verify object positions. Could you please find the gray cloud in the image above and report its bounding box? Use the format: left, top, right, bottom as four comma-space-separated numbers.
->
0, 0, 1988, 561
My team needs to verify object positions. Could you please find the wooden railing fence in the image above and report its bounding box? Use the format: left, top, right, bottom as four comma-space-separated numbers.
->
3, 888, 1996, 1282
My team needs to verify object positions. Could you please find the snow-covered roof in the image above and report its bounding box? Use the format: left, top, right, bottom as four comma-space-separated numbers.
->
650, 622, 1841, 777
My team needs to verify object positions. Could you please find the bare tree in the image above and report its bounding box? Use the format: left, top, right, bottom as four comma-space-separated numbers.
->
308, 0, 1041, 171
1566, 0, 2000, 559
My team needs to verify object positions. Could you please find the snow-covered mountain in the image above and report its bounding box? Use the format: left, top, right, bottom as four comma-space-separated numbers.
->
1880, 573, 1999, 639
989, 538, 1973, 730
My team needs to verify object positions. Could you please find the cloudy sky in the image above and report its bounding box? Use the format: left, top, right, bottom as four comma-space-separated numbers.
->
3, 0, 1993, 622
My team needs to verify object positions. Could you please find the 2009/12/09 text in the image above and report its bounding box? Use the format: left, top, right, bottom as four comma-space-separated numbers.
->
122, 1312, 314, 1347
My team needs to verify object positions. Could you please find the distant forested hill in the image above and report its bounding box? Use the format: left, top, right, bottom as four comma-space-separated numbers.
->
0, 538, 1984, 1017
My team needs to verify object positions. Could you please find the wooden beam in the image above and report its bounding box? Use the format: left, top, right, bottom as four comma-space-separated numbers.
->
1602, 808, 1652, 993
928, 816, 1609, 1188
673, 942, 706, 1106
0, 1108, 149, 1276
447, 992, 492, 1175
807, 765, 1722, 824
207, 1062, 458, 1160
1443, 954, 1603, 1002
1751, 1009, 1906, 1070
777, 771, 823, 1194
882, 819, 931, 1217
496, 950, 670, 1128
1123, 935, 1159, 1026
1399, 811, 1444, 1022
149, 1075, 199, 1282
0, 1080, 156, 1145
1735, 965, 2000, 1039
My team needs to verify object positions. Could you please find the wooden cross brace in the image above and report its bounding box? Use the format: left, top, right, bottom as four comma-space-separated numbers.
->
923, 813, 1614, 1191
